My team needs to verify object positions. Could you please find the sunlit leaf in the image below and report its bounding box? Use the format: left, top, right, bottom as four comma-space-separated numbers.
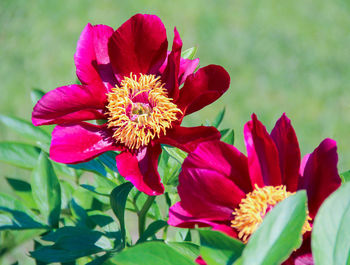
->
312, 182, 350, 265
110, 182, 133, 246
0, 142, 40, 169
31, 152, 61, 227
137, 220, 167, 243
199, 230, 244, 265
221, 129, 234, 145
0, 114, 50, 150
31, 88, 45, 106
0, 193, 46, 230
5, 177, 37, 209
181, 47, 198, 60
31, 227, 111, 263
110, 241, 197, 265
212, 108, 225, 128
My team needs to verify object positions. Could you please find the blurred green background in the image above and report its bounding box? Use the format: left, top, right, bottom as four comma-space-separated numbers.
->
0, 0, 350, 263
1, 0, 349, 173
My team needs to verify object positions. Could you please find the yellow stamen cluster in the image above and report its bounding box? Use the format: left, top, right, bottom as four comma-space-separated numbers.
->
231, 185, 312, 242
106, 73, 182, 149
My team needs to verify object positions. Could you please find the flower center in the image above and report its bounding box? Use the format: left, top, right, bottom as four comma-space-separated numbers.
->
231, 185, 312, 242
106, 73, 182, 150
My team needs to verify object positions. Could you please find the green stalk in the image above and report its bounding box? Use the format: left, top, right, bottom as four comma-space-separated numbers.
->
138, 195, 155, 237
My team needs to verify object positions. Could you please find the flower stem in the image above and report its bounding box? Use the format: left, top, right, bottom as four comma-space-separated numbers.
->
138, 195, 155, 237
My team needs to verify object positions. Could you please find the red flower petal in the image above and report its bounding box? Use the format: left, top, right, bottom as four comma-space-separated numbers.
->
159, 125, 221, 153
158, 53, 199, 86
32, 84, 106, 126
182, 141, 252, 193
176, 65, 230, 116
174, 145, 247, 222
75, 23, 117, 90
116, 144, 164, 196
244, 114, 282, 187
178, 57, 199, 85
168, 202, 221, 228
161, 27, 182, 100
108, 14, 168, 81
298, 138, 341, 217
50, 122, 118, 164
270, 113, 301, 192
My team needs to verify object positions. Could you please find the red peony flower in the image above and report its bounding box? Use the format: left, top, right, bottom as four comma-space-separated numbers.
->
168, 113, 341, 264
32, 14, 230, 195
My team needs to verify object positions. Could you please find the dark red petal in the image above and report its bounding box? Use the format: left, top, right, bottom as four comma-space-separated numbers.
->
298, 138, 341, 217
244, 114, 282, 187
181, 141, 251, 193
172, 143, 248, 222
158, 53, 199, 85
108, 14, 168, 81
159, 125, 221, 153
161, 27, 182, 100
176, 65, 230, 116
75, 23, 117, 90
270, 113, 301, 192
50, 123, 118, 164
32, 84, 106, 126
116, 144, 164, 196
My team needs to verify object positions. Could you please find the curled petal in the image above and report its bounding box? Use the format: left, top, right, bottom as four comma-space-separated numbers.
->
176, 65, 230, 116
32, 84, 106, 126
159, 125, 221, 153
244, 114, 282, 187
161, 27, 182, 100
116, 144, 164, 196
108, 14, 168, 81
75, 23, 117, 90
270, 113, 301, 192
50, 123, 118, 164
299, 138, 341, 217
178, 57, 199, 85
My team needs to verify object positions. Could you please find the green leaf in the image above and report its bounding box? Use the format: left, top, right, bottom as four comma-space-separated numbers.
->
5, 177, 37, 209
0, 115, 50, 150
98, 151, 118, 172
111, 241, 197, 265
31, 89, 45, 106
0, 193, 46, 230
212, 108, 225, 128
167, 242, 200, 261
240, 191, 307, 265
340, 170, 350, 183
311, 182, 350, 265
110, 182, 133, 246
30, 227, 110, 263
0, 142, 40, 169
69, 159, 107, 177
162, 145, 187, 164
181, 47, 198, 60
199, 230, 244, 265
221, 129, 234, 145
137, 220, 168, 243
31, 152, 61, 227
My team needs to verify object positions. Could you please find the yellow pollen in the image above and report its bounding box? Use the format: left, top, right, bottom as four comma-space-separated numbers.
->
105, 73, 182, 150
231, 185, 312, 243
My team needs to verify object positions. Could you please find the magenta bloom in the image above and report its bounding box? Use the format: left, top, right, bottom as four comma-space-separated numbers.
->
168, 113, 341, 264
32, 14, 230, 195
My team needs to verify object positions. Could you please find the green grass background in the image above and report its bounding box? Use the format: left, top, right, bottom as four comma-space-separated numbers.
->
1, 3, 350, 176
0, 0, 350, 263
1, 0, 350, 169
